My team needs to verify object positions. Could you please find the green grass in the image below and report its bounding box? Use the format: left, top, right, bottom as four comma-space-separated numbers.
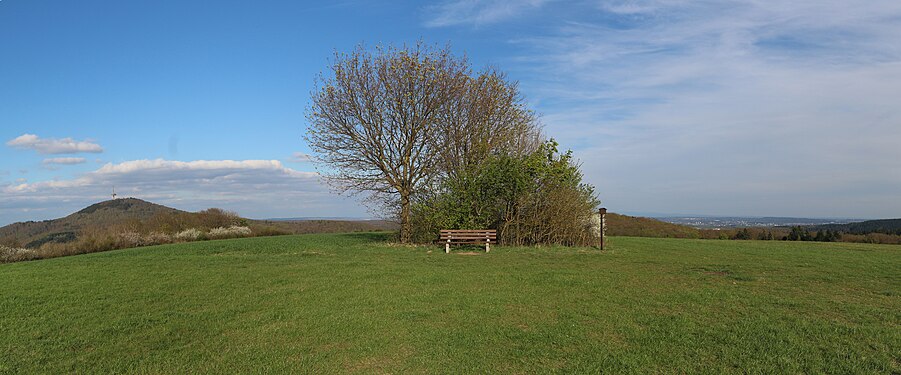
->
1, 233, 899, 373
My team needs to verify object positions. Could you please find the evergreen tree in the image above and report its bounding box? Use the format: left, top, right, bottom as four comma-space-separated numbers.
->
815, 230, 826, 242
801, 228, 813, 241
788, 226, 803, 241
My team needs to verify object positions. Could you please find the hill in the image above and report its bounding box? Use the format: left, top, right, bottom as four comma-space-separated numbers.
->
810, 218, 901, 235
606, 213, 701, 238
0, 198, 183, 247
0, 198, 395, 251
1, 234, 897, 373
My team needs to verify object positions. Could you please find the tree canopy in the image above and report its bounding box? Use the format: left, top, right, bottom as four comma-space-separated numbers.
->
306, 42, 595, 244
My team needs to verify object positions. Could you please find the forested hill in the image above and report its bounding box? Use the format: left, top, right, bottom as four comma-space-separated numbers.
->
810, 219, 901, 235
0, 198, 397, 250
0, 198, 183, 247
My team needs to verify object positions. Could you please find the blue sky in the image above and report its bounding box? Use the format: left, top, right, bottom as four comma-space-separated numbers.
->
2, 0, 900, 225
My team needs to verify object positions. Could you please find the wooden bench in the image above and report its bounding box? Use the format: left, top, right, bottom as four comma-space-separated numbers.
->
439, 229, 497, 253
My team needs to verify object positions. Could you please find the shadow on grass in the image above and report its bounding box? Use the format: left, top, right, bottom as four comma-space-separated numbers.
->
441, 244, 492, 253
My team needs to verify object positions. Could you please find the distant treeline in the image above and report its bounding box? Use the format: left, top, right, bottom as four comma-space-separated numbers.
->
709, 226, 901, 245
811, 219, 901, 236
607, 214, 901, 245
730, 227, 841, 242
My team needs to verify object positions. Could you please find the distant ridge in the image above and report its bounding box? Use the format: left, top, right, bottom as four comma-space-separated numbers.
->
0, 198, 398, 250
657, 216, 861, 229
75, 198, 182, 216
810, 218, 901, 235
0, 198, 183, 247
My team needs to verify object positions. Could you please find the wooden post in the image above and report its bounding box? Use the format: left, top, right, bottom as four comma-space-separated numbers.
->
599, 207, 607, 250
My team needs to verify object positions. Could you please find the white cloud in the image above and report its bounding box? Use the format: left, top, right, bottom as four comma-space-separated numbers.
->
6, 134, 104, 154
4, 159, 316, 194
42, 157, 87, 165
0, 159, 367, 225
289, 152, 313, 163
423, 0, 549, 27
502, 0, 901, 217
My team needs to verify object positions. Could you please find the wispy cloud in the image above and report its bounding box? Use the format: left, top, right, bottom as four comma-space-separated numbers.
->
6, 134, 103, 154
42, 157, 87, 165
423, 0, 550, 27
288, 152, 313, 163
498, 0, 901, 217
0, 159, 365, 225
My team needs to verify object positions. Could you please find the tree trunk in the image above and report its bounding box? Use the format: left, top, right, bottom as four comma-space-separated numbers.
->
399, 193, 412, 243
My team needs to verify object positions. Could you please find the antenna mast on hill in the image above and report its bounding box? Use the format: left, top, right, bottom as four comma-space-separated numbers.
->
112, 186, 117, 200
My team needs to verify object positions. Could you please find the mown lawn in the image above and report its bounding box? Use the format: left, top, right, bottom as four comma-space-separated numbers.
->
1, 233, 899, 373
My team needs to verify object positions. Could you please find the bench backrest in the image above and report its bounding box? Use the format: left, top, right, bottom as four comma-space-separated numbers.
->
440, 229, 497, 244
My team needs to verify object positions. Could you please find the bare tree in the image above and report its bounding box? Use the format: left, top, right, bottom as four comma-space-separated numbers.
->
306, 42, 468, 242
307, 42, 543, 243
433, 67, 543, 179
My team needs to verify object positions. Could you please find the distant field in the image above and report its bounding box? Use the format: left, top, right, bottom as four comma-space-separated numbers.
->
1, 234, 898, 373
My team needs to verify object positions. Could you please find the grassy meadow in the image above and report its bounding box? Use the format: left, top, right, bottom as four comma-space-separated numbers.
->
1, 233, 898, 373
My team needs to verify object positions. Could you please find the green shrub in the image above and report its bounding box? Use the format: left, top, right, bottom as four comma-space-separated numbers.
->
411, 140, 599, 246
